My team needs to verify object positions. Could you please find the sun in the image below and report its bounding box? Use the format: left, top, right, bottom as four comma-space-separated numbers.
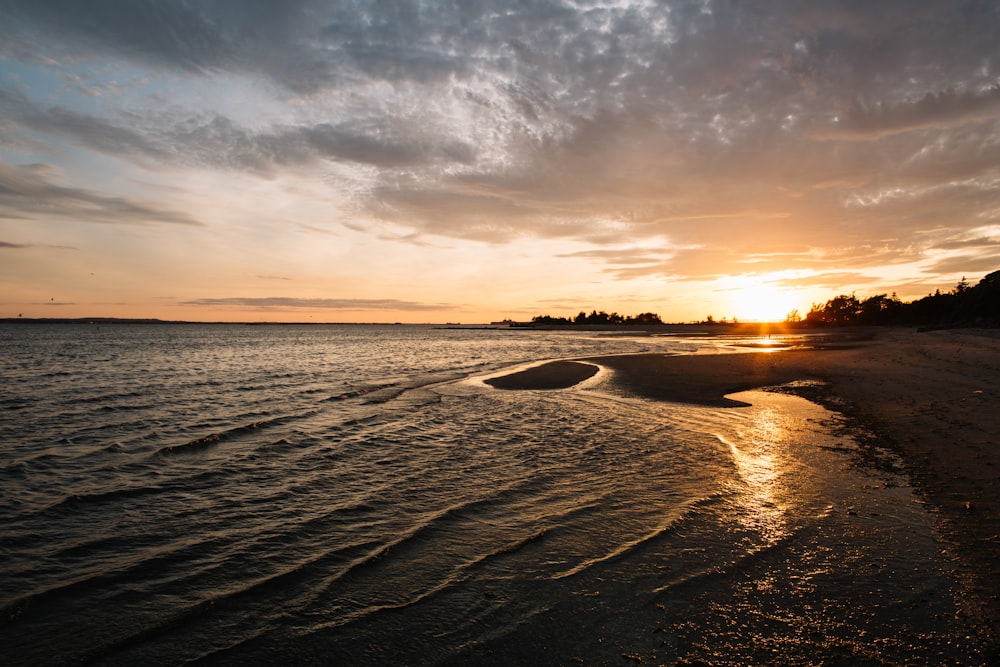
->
727, 276, 799, 323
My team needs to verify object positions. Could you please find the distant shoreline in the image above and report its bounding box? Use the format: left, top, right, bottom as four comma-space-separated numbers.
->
0, 317, 811, 333
0, 317, 790, 332
0, 318, 416, 326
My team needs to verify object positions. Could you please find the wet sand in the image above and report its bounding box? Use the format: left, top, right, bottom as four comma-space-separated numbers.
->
490, 327, 1000, 646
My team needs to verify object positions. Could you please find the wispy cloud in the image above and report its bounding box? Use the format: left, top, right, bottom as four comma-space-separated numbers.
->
813, 86, 1000, 141
927, 253, 1000, 275
0, 240, 77, 250
180, 297, 453, 311
0, 159, 203, 226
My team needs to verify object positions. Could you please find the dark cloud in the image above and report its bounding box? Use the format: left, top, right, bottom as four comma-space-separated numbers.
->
0, 89, 169, 160
0, 88, 464, 173
0, 240, 30, 248
926, 254, 1000, 276
167, 114, 440, 172
0, 0, 485, 92
0, 159, 203, 226
814, 86, 1000, 140
933, 236, 1000, 251
0, 0, 242, 73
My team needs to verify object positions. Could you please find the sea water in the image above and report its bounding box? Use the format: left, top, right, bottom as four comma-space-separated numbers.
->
0, 323, 983, 664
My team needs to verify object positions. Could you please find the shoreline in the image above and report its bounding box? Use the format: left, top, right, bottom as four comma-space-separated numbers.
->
487, 327, 999, 647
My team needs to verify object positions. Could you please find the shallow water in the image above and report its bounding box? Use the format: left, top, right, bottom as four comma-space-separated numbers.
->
0, 324, 982, 664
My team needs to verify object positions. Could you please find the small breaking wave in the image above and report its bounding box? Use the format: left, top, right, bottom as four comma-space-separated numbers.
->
156, 420, 273, 456
324, 382, 398, 402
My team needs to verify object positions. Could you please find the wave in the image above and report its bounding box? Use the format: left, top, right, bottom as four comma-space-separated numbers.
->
74, 388, 152, 405
45, 483, 167, 511
651, 530, 799, 596
324, 382, 397, 402
0, 397, 33, 411
156, 419, 274, 456
192, 492, 541, 631
462, 526, 551, 572
30, 468, 229, 519
90, 535, 404, 663
551, 493, 726, 581
74, 596, 221, 665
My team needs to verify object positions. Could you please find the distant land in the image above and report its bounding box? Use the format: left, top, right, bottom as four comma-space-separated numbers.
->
4, 270, 997, 329
528, 270, 1000, 330
0, 318, 411, 326
1, 317, 182, 325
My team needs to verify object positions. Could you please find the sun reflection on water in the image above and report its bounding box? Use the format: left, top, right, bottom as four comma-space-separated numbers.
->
717, 406, 794, 543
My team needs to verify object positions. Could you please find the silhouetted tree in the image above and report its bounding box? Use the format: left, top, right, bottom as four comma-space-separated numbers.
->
532, 310, 664, 326
805, 272, 1000, 327
531, 314, 572, 325
807, 294, 861, 324
627, 312, 663, 325
939, 272, 1000, 326
858, 294, 903, 324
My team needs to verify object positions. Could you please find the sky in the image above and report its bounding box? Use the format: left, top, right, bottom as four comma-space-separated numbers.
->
1, 0, 999, 323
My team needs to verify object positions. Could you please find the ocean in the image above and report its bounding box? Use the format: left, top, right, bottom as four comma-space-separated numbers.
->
0, 323, 982, 665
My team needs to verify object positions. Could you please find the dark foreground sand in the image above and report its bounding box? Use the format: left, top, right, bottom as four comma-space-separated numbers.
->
489, 327, 1000, 643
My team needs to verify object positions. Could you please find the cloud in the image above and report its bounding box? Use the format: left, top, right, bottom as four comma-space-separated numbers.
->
772, 272, 884, 291
813, 86, 1000, 140
180, 297, 453, 311
0, 159, 203, 226
0, 88, 168, 160
933, 236, 1000, 251
1, 0, 999, 298
926, 254, 1000, 275
0, 239, 78, 251
0, 0, 476, 93
557, 247, 676, 266
0, 87, 467, 174
0, 0, 239, 73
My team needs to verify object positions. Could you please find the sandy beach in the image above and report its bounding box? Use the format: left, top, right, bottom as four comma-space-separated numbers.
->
490, 327, 1000, 650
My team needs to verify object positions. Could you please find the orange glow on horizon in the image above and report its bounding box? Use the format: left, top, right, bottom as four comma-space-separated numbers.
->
725, 276, 802, 323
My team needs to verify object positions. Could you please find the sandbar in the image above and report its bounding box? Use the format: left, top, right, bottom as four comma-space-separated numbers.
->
485, 360, 599, 390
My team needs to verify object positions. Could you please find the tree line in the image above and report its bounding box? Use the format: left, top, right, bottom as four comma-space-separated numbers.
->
528, 270, 999, 328
531, 310, 664, 325
804, 269, 1000, 327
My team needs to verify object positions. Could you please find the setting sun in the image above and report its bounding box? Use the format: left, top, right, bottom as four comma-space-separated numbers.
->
726, 277, 800, 323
